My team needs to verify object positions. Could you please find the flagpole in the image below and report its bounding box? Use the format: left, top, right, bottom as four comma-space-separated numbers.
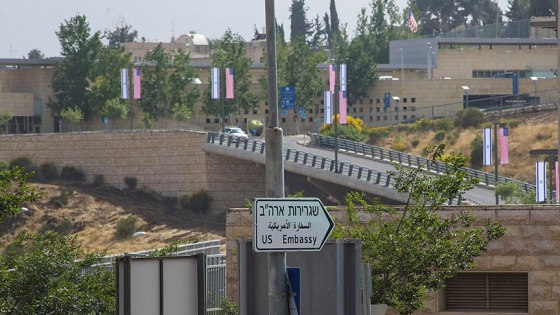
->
494, 122, 499, 205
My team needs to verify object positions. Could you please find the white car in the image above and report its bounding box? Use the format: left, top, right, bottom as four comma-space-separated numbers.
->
220, 127, 249, 141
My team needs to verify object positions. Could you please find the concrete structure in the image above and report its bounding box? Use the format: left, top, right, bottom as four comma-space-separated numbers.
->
122, 33, 210, 63
227, 206, 560, 314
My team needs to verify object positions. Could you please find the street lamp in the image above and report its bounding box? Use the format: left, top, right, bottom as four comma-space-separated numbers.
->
462, 86, 470, 109
530, 76, 538, 105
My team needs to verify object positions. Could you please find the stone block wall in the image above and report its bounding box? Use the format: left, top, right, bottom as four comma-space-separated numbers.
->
0, 130, 265, 214
227, 205, 560, 314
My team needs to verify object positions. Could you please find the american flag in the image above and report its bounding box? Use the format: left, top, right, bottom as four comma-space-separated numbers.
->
408, 11, 418, 33
499, 127, 509, 164
133, 68, 141, 99
226, 67, 234, 99
329, 64, 335, 92
211, 67, 220, 99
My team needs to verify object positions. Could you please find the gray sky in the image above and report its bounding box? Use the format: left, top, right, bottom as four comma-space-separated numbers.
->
1, 0, 508, 58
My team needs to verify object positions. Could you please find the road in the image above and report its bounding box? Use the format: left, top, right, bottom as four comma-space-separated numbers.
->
281, 135, 500, 205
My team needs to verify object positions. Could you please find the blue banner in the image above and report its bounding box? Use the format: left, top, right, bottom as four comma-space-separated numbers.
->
384, 92, 391, 108
281, 86, 296, 110
512, 72, 518, 95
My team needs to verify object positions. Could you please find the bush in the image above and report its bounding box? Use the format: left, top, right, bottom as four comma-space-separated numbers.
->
115, 215, 138, 240
10, 157, 37, 175
410, 118, 435, 132
434, 118, 453, 132
507, 120, 520, 128
60, 165, 86, 182
48, 188, 74, 208
180, 194, 190, 211
434, 130, 446, 141
411, 139, 420, 148
92, 174, 105, 187
39, 162, 58, 181
124, 176, 138, 190
470, 134, 483, 168
367, 126, 391, 145
454, 108, 485, 129
189, 189, 211, 213
162, 196, 178, 207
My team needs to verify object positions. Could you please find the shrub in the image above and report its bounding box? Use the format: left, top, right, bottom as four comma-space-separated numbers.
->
124, 176, 138, 190
10, 157, 37, 174
180, 194, 190, 211
507, 120, 520, 128
469, 134, 483, 168
55, 219, 73, 234
115, 215, 138, 240
411, 139, 420, 148
189, 189, 211, 213
162, 196, 178, 207
454, 108, 485, 129
434, 118, 453, 132
39, 162, 58, 181
48, 188, 74, 208
411, 118, 435, 132
0, 161, 9, 171
60, 165, 86, 182
92, 174, 105, 187
367, 126, 391, 145
434, 130, 446, 141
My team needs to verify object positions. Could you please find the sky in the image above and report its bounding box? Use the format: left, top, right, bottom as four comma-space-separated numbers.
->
1, 0, 508, 58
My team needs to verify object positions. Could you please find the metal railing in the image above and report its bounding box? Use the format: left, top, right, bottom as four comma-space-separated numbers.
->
309, 133, 555, 200
206, 132, 469, 205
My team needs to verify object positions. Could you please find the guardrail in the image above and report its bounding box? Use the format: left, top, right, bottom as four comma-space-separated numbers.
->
206, 132, 469, 205
309, 133, 555, 201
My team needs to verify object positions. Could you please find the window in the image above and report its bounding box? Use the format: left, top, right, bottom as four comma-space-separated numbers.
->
376, 98, 380, 104
369, 107, 374, 113
376, 107, 380, 113
403, 98, 407, 103
353, 107, 357, 113
370, 99, 373, 104
403, 115, 408, 120
411, 115, 416, 119
206, 118, 211, 123
411, 98, 416, 103
376, 116, 380, 121
369, 116, 373, 121
411, 106, 416, 112
265, 109, 269, 115
445, 273, 528, 312
359, 108, 364, 113
403, 106, 408, 111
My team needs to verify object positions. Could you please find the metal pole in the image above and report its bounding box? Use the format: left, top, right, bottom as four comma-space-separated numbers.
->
129, 68, 133, 129
494, 122, 499, 205
264, 1, 288, 315
221, 64, 225, 131
400, 48, 403, 80
334, 61, 339, 173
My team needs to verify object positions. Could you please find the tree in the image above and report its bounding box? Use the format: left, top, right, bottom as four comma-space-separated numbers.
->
202, 29, 259, 125
495, 182, 536, 204
323, 0, 340, 50
104, 19, 138, 49
101, 98, 129, 128
0, 110, 11, 133
49, 15, 103, 121
59, 107, 84, 132
141, 44, 200, 128
334, 145, 505, 314
0, 231, 115, 314
27, 49, 44, 60
530, 0, 557, 16
289, 0, 312, 42
0, 166, 39, 224
309, 15, 325, 51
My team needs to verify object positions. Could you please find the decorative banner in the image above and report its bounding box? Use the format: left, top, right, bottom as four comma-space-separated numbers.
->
499, 127, 509, 164
133, 68, 141, 99
554, 161, 560, 203
483, 128, 492, 166
324, 91, 332, 124
536, 161, 547, 203
384, 92, 391, 108
121, 68, 129, 100
211, 67, 220, 99
225, 67, 234, 99
329, 64, 335, 92
339, 64, 347, 124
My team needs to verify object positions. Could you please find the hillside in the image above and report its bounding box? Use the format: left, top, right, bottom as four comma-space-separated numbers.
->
375, 107, 559, 183
0, 183, 226, 255
0, 107, 557, 253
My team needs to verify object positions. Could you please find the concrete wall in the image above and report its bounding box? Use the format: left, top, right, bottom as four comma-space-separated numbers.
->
226, 205, 560, 314
0, 130, 265, 214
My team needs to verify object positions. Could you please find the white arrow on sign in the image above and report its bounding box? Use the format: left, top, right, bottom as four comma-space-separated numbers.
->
253, 198, 335, 252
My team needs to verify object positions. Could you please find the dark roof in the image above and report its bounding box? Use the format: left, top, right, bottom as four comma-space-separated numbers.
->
0, 58, 62, 67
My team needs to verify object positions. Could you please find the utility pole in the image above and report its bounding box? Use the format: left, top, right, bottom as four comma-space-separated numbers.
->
264, 1, 288, 314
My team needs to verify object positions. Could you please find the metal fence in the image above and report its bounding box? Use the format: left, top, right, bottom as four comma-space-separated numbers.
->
309, 133, 555, 200
90, 239, 226, 314
206, 132, 469, 205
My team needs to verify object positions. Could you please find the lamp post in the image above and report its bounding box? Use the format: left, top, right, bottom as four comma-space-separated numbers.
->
392, 96, 400, 127
462, 86, 470, 109
531, 76, 538, 105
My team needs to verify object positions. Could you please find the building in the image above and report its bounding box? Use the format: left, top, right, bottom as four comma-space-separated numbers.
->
0, 19, 557, 134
